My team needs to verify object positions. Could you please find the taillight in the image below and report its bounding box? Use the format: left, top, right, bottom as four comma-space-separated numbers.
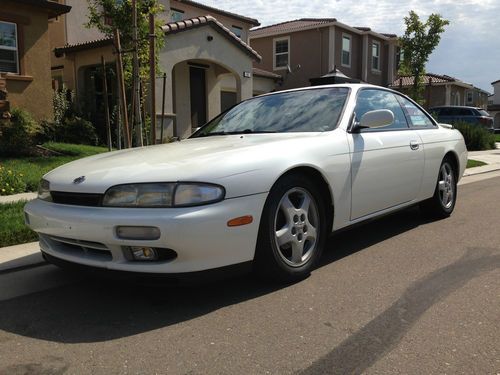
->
479, 117, 492, 126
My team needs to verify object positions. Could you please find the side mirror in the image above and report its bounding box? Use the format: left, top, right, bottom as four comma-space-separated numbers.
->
353, 109, 394, 132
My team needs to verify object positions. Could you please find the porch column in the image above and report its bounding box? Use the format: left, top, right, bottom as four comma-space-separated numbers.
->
236, 71, 253, 102
445, 84, 451, 105
361, 34, 369, 82
155, 62, 175, 140
328, 26, 336, 71
387, 43, 395, 86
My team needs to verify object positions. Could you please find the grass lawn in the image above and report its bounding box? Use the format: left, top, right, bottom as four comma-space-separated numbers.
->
0, 143, 108, 193
495, 134, 500, 143
467, 159, 487, 168
0, 200, 37, 248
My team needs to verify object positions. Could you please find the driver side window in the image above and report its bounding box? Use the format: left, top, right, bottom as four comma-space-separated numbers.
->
354, 89, 409, 130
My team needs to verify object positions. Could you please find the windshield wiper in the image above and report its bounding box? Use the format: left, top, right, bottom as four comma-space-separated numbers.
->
195, 129, 277, 137
196, 131, 230, 137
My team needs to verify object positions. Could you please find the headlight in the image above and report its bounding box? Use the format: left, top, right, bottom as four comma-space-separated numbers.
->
103, 183, 224, 207
38, 179, 52, 202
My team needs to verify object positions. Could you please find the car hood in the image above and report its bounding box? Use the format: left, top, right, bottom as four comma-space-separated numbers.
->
45, 133, 323, 196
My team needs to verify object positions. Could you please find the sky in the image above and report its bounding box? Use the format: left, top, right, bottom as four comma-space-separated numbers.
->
198, 0, 500, 93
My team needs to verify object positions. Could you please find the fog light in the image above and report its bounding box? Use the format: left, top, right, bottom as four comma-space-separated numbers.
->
131, 247, 158, 261
116, 226, 161, 240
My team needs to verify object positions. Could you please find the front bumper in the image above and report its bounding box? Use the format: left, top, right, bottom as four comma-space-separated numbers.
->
24, 193, 267, 274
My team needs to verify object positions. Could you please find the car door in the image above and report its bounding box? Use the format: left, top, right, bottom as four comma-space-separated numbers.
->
348, 89, 425, 220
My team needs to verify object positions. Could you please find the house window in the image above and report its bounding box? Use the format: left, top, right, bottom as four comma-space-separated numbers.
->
466, 91, 473, 103
273, 37, 289, 70
231, 26, 243, 39
372, 41, 380, 71
342, 34, 351, 67
0, 21, 19, 74
171, 8, 184, 22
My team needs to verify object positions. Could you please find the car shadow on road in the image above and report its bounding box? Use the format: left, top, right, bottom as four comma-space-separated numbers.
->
0, 207, 437, 344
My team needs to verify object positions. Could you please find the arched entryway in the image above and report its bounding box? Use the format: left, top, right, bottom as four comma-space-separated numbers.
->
170, 59, 243, 138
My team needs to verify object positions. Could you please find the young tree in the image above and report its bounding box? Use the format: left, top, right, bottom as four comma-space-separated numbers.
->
86, 0, 165, 146
399, 11, 449, 102
87, 0, 164, 86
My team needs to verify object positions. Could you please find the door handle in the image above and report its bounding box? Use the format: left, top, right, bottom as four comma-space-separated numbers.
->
410, 141, 419, 150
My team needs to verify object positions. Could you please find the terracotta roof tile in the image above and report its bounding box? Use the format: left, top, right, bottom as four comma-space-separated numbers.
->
250, 18, 337, 38
163, 16, 261, 61
54, 37, 113, 57
175, 0, 260, 26
252, 68, 281, 80
251, 18, 397, 40
390, 73, 460, 87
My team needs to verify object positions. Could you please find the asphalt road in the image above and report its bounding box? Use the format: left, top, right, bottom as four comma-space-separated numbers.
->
0, 177, 499, 375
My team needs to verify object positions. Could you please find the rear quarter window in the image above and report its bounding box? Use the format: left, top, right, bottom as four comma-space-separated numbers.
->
397, 96, 435, 127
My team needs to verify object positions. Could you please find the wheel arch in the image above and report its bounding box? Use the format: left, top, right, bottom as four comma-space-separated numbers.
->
443, 150, 460, 180
273, 165, 335, 233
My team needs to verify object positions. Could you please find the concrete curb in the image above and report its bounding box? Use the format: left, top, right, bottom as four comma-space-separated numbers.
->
0, 241, 44, 272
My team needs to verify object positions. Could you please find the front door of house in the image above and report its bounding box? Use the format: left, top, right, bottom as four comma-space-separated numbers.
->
190, 67, 207, 128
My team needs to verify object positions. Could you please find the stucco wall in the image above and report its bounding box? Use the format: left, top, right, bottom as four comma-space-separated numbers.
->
1, 2, 54, 121
334, 27, 362, 80
158, 26, 254, 139
365, 35, 385, 86
492, 82, 500, 105
64, 0, 106, 45
251, 28, 329, 90
161, 0, 254, 43
426, 85, 447, 107
251, 26, 398, 90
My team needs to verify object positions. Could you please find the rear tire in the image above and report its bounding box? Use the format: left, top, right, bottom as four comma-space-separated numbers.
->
419, 157, 457, 219
254, 174, 327, 282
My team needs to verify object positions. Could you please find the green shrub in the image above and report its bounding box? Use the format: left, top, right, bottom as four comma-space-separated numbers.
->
0, 164, 27, 195
453, 122, 496, 151
0, 108, 40, 156
36, 117, 98, 145
35, 120, 58, 144
53, 87, 73, 125
58, 117, 98, 145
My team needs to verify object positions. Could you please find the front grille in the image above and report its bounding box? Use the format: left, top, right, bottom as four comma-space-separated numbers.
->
40, 234, 112, 261
51, 191, 103, 207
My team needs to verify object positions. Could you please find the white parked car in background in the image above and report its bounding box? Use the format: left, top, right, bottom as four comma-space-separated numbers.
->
25, 84, 467, 282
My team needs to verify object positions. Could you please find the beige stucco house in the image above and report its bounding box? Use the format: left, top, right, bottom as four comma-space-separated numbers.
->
250, 18, 399, 90
0, 0, 70, 121
390, 73, 490, 109
487, 79, 500, 130
50, 0, 280, 141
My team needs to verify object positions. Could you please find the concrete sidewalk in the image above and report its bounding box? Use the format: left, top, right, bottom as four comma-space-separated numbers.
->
2, 146, 500, 273
0, 192, 37, 204
465, 147, 500, 176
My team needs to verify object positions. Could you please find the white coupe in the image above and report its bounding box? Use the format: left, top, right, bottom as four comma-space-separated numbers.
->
25, 84, 467, 282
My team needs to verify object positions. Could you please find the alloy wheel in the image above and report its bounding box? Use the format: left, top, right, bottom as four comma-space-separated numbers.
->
273, 187, 320, 267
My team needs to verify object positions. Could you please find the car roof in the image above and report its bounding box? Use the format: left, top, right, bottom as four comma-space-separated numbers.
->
256, 83, 400, 98
429, 105, 480, 109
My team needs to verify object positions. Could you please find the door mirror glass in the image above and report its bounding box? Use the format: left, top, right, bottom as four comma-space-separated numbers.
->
359, 109, 394, 129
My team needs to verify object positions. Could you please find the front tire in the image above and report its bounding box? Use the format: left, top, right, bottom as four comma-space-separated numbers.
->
420, 158, 457, 218
254, 174, 327, 282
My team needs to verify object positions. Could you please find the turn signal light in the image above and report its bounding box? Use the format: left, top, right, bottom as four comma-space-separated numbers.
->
227, 215, 253, 227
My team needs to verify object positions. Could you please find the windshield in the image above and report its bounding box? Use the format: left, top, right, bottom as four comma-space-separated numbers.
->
478, 109, 490, 117
192, 87, 349, 137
